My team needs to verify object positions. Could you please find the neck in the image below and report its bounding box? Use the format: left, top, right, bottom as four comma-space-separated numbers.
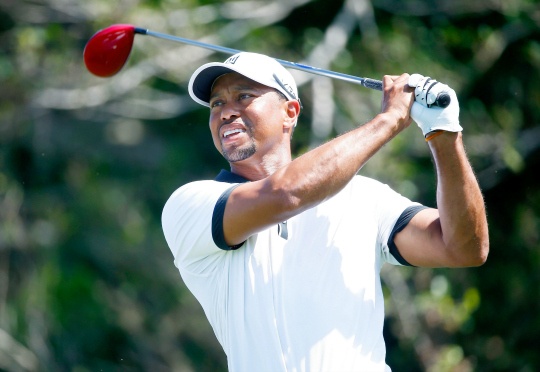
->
230, 148, 292, 181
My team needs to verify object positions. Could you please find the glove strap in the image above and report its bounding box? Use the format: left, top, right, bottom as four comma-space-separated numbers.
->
425, 130, 445, 142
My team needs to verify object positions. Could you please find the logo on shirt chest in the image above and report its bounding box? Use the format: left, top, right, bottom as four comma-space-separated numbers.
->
277, 221, 288, 240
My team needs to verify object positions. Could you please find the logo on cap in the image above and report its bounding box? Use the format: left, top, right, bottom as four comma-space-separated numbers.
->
273, 73, 298, 101
224, 55, 240, 65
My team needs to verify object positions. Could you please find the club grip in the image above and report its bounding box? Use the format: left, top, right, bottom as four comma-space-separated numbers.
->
362, 78, 383, 91
362, 78, 451, 108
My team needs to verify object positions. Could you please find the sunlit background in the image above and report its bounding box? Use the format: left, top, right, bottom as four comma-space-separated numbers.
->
1, 0, 539, 370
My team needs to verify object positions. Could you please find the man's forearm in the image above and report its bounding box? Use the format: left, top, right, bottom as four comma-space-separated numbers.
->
267, 112, 403, 219
428, 132, 489, 266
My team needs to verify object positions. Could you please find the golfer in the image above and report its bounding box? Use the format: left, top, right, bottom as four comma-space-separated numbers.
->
162, 52, 489, 371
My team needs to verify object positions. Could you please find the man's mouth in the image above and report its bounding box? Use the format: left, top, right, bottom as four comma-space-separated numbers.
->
223, 128, 246, 138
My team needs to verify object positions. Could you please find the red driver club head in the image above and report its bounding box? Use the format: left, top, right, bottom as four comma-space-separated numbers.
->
83, 24, 136, 77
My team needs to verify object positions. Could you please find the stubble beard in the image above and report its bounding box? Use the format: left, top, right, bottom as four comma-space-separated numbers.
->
222, 141, 257, 162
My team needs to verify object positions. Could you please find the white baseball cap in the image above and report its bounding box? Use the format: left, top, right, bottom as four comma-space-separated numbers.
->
188, 52, 299, 107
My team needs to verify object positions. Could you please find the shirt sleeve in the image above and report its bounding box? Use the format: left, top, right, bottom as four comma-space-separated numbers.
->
386, 205, 429, 266
161, 180, 234, 274
212, 184, 245, 250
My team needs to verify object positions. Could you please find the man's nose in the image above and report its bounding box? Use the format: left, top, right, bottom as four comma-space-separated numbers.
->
220, 102, 240, 121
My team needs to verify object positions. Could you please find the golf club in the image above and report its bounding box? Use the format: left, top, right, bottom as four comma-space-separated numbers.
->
83, 24, 450, 108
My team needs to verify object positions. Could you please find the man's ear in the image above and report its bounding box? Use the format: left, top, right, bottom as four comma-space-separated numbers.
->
283, 100, 301, 130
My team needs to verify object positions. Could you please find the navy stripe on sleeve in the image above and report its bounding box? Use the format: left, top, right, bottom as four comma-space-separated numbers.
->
211, 184, 244, 251
387, 205, 428, 266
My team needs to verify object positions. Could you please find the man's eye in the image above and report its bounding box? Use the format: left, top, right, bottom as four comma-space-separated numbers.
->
210, 100, 223, 108
239, 93, 252, 100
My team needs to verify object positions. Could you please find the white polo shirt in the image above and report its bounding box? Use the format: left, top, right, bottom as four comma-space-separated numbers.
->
162, 171, 424, 371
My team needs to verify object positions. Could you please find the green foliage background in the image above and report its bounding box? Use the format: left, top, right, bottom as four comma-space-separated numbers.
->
1, 0, 539, 371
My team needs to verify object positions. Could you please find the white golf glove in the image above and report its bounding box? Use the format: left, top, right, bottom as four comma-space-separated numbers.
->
408, 74, 463, 138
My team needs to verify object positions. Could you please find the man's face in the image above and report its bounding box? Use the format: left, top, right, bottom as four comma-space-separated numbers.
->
208, 72, 289, 163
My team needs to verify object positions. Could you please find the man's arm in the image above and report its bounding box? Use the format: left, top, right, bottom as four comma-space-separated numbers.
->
222, 74, 414, 246
394, 132, 489, 267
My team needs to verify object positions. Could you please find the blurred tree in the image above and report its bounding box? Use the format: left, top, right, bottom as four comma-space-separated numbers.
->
0, 0, 538, 371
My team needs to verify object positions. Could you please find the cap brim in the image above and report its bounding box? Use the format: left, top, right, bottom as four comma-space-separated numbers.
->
189, 64, 237, 107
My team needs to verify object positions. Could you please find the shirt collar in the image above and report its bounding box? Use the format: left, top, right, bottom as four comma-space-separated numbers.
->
214, 169, 250, 184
